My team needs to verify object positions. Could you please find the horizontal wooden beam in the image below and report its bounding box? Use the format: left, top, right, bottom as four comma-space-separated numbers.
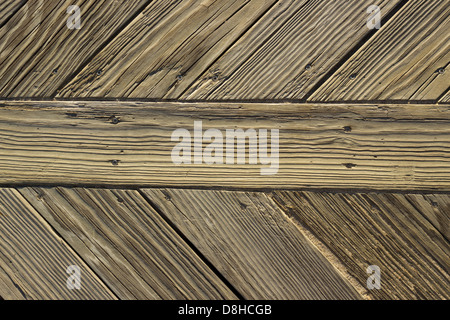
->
0, 101, 449, 190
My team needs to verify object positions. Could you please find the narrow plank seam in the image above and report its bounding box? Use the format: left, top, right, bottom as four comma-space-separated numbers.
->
137, 188, 245, 300
304, 0, 410, 102
50, 0, 156, 98
15, 187, 120, 300
176, 0, 284, 99
1, 185, 450, 196
0, 97, 447, 105
403, 195, 449, 242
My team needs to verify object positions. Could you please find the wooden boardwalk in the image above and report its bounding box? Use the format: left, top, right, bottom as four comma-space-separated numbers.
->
0, 0, 449, 300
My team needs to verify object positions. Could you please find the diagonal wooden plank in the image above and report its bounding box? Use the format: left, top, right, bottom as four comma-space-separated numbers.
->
0, 263, 32, 300
19, 187, 237, 300
181, 0, 403, 100
310, 0, 450, 101
57, 0, 278, 99
439, 88, 450, 103
0, 0, 150, 97
403, 193, 450, 241
271, 191, 450, 300
0, 0, 26, 26
0, 101, 449, 191
142, 188, 361, 299
0, 188, 116, 300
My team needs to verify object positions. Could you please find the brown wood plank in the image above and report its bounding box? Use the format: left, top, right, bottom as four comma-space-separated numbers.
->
310, 0, 450, 101
0, 188, 116, 300
403, 193, 450, 241
57, 0, 277, 99
181, 0, 402, 100
0, 0, 25, 26
0, 101, 449, 191
142, 188, 361, 299
271, 191, 450, 299
0, 0, 149, 97
19, 187, 236, 300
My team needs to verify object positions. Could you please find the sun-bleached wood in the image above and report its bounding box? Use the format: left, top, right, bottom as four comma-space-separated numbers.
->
0, 101, 449, 191
58, 0, 277, 99
271, 191, 450, 299
0, 0, 149, 97
0, 188, 116, 300
310, 0, 450, 101
142, 188, 361, 299
20, 187, 236, 300
182, 0, 402, 100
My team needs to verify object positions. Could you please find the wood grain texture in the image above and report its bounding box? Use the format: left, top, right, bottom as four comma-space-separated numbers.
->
57, 0, 277, 99
142, 188, 361, 299
181, 0, 402, 100
440, 89, 450, 103
0, 0, 25, 26
310, 0, 450, 101
0, 0, 149, 97
271, 191, 450, 299
0, 101, 449, 191
0, 188, 116, 300
19, 187, 236, 300
403, 193, 450, 241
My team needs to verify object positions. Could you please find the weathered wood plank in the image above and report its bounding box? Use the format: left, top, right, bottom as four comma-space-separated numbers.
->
310, 0, 450, 101
439, 88, 450, 103
0, 0, 149, 97
19, 187, 236, 300
0, 188, 116, 300
0, 264, 31, 300
0, 0, 25, 26
403, 193, 450, 241
57, 0, 277, 99
271, 191, 450, 299
0, 101, 449, 191
182, 0, 402, 100
142, 188, 361, 299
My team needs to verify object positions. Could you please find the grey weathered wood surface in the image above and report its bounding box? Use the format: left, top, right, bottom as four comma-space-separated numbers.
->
0, 101, 449, 191
0, 0, 149, 97
309, 0, 450, 101
182, 0, 402, 100
142, 188, 361, 299
0, 188, 116, 300
271, 191, 450, 300
57, 0, 277, 99
20, 187, 236, 300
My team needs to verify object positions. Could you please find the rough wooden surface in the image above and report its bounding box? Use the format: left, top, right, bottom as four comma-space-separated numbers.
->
310, 0, 450, 101
143, 188, 361, 299
0, 188, 116, 300
403, 193, 450, 241
182, 0, 402, 100
0, 0, 25, 26
271, 191, 450, 300
0, 101, 449, 191
20, 187, 236, 300
57, 0, 277, 99
440, 89, 450, 103
0, 0, 149, 97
